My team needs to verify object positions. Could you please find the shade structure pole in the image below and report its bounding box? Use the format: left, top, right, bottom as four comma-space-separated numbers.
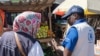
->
48, 5, 52, 37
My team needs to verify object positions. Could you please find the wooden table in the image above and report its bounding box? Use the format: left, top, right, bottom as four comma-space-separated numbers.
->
38, 37, 54, 43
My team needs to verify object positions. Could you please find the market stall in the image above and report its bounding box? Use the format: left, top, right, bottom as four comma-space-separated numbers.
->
52, 0, 100, 41
0, 0, 55, 39
0, 0, 59, 56
0, 0, 55, 36
52, 0, 100, 55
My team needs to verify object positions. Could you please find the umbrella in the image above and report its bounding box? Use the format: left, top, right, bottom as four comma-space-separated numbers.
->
52, 0, 96, 16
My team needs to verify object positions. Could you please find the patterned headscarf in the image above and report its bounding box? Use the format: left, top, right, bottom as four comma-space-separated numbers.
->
13, 11, 41, 37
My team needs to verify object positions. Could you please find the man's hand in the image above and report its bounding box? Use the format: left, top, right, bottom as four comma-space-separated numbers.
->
63, 48, 72, 56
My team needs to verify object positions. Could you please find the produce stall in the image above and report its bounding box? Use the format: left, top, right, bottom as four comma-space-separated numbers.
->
0, 0, 59, 56
52, 0, 100, 43
0, 0, 55, 39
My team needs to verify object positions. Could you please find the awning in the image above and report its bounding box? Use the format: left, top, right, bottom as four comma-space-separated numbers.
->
53, 0, 96, 16
0, 0, 55, 12
88, 0, 100, 14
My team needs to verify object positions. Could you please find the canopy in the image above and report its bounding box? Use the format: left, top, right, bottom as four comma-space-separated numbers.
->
53, 0, 96, 16
88, 0, 100, 14
0, 0, 55, 12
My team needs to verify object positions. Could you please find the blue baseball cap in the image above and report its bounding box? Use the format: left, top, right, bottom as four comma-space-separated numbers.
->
62, 5, 84, 19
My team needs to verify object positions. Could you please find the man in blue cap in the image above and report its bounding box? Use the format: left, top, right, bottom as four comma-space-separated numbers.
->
62, 5, 95, 56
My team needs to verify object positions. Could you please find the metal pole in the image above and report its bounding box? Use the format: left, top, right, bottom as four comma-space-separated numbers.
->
48, 6, 52, 37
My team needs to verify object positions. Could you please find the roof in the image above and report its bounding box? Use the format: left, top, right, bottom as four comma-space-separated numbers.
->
0, 0, 55, 12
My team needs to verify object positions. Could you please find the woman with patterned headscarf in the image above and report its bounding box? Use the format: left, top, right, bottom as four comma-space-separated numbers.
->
0, 11, 44, 56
